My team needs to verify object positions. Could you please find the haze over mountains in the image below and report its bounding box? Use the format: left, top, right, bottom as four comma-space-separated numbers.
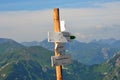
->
0, 38, 120, 80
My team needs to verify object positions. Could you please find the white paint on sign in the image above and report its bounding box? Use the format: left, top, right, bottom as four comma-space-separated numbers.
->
51, 54, 72, 67
48, 32, 71, 42
60, 20, 66, 32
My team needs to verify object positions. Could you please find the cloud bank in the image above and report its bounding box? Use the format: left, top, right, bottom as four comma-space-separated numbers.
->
0, 1, 120, 42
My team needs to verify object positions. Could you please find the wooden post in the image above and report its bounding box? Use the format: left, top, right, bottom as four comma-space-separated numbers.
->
53, 8, 63, 80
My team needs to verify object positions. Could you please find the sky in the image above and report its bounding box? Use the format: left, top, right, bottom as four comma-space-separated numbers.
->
0, 0, 120, 42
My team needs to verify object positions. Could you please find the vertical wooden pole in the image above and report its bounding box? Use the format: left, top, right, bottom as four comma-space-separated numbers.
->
53, 8, 63, 80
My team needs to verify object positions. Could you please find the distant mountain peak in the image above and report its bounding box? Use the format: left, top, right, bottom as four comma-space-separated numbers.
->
0, 38, 13, 43
0, 38, 24, 55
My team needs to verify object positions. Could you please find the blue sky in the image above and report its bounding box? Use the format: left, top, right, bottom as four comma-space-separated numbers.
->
0, 0, 120, 42
0, 0, 120, 11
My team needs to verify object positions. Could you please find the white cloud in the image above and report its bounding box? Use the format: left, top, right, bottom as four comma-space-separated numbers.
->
0, 1, 120, 42
0, 10, 54, 42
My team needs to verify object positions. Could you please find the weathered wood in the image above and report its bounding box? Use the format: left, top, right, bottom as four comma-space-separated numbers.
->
53, 8, 63, 80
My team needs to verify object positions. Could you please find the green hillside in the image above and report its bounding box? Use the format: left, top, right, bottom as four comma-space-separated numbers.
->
94, 51, 120, 80
0, 45, 101, 80
0, 38, 102, 80
0, 46, 55, 80
0, 38, 120, 80
103, 51, 120, 80
0, 38, 24, 55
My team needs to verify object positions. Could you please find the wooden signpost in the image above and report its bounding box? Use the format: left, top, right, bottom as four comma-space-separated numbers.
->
54, 8, 63, 80
48, 8, 75, 80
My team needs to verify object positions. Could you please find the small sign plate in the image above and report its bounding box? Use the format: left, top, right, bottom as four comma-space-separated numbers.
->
51, 54, 72, 67
48, 32, 71, 42
55, 43, 65, 55
60, 20, 66, 32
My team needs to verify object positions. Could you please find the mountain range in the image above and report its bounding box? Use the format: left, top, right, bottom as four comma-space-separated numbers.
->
0, 38, 120, 80
22, 38, 120, 65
